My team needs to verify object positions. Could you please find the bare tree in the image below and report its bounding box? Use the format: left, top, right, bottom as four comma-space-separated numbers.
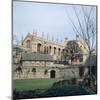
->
67, 6, 96, 75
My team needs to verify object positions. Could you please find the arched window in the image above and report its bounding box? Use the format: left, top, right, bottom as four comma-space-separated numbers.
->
44, 46, 46, 54
49, 46, 51, 54
15, 66, 22, 73
32, 68, 36, 75
26, 40, 31, 48
37, 43, 41, 52
58, 48, 60, 56
62, 49, 64, 56
47, 47, 49, 54
44, 46, 48, 54
54, 47, 56, 54
44, 69, 48, 75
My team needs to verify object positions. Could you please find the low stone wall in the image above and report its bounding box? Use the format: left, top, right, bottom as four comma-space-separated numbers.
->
13, 66, 60, 79
60, 67, 79, 78
13, 65, 88, 80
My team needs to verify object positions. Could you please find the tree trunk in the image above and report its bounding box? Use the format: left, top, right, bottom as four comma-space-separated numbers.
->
89, 51, 92, 75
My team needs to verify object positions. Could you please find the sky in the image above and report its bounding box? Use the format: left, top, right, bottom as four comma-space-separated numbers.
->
13, 1, 96, 43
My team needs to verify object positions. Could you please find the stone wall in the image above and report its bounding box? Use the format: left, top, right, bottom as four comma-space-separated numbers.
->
22, 34, 65, 60
13, 65, 89, 80
13, 66, 60, 79
60, 67, 80, 78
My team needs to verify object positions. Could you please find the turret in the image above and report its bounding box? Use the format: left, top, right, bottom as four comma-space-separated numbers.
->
64, 37, 68, 45
76, 33, 80, 41
52, 36, 54, 41
21, 34, 23, 45
42, 32, 44, 38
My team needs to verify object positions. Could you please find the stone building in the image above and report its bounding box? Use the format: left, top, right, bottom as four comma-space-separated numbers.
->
21, 33, 66, 61
13, 32, 89, 79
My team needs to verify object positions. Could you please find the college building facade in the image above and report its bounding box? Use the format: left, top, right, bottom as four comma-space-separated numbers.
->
13, 32, 92, 79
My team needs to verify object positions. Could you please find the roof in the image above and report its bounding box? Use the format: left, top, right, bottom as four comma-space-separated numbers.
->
21, 52, 53, 61
22, 33, 33, 44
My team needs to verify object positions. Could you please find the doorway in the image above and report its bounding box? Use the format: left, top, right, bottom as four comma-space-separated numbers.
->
50, 70, 55, 78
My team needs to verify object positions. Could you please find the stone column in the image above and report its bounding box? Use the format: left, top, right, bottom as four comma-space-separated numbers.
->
42, 45, 44, 53
51, 47, 54, 56
50, 47, 52, 55
56, 48, 58, 56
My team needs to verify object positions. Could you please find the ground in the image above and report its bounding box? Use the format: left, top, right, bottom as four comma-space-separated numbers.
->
13, 78, 97, 99
13, 78, 63, 90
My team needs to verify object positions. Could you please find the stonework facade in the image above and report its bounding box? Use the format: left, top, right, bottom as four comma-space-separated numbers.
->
22, 33, 66, 60
13, 32, 89, 79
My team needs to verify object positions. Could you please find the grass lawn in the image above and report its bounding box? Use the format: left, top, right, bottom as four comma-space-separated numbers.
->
13, 78, 96, 99
13, 78, 63, 90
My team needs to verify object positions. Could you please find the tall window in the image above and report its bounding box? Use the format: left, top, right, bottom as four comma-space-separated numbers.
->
62, 49, 64, 56
26, 40, 31, 48
47, 47, 48, 54
54, 47, 56, 54
44, 46, 46, 54
44, 46, 48, 54
58, 48, 60, 56
32, 68, 36, 75
37, 43, 41, 52
49, 46, 51, 54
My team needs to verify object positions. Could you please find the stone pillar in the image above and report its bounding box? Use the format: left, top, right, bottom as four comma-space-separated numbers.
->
47, 46, 48, 54
50, 47, 52, 55
44, 46, 46, 54
42, 45, 44, 53
56, 48, 58, 58
51, 47, 54, 55
48, 46, 51, 55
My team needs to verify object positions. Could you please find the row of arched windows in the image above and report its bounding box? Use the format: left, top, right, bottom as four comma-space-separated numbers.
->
26, 40, 64, 56
32, 68, 55, 78
37, 43, 62, 55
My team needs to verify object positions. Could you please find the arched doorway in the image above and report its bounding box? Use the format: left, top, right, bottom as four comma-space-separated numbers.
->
50, 70, 55, 78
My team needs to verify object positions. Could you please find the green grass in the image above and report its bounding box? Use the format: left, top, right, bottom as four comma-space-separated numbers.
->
13, 78, 63, 90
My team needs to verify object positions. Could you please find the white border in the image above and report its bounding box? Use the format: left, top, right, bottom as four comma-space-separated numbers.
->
0, 0, 100, 100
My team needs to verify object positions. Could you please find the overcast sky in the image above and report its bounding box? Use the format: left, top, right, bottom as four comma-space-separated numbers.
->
13, 1, 96, 43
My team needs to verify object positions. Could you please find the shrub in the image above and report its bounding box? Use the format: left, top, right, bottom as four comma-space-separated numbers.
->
83, 74, 96, 87
70, 78, 77, 84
